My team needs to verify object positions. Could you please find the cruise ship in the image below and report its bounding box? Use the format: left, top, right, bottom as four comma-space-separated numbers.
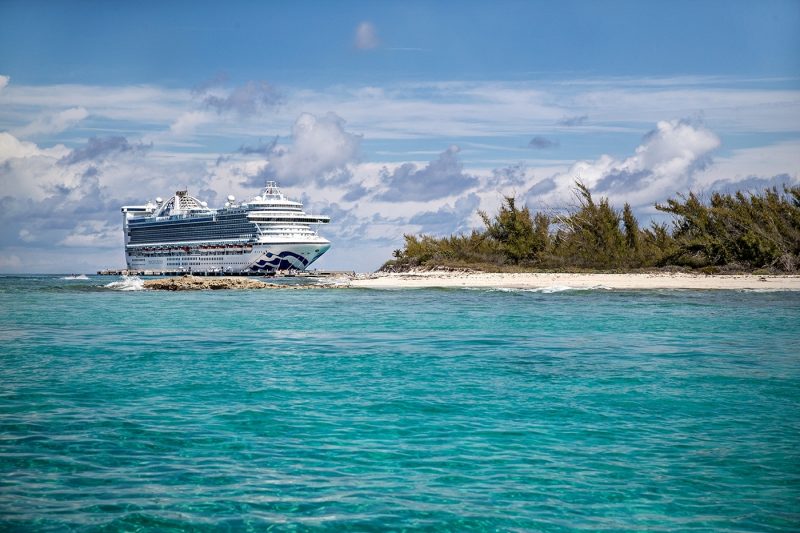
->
121, 182, 330, 273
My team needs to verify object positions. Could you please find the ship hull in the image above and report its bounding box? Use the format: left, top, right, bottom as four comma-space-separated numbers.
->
125, 241, 330, 274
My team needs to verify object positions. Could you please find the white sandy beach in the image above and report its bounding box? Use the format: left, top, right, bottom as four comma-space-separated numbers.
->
348, 271, 800, 290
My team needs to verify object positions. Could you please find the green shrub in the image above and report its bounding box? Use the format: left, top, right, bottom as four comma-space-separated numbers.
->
380, 182, 799, 273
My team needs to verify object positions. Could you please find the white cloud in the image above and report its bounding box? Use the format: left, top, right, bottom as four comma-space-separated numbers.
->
1, 77, 798, 151
0, 75, 9, 91
0, 131, 48, 162
286, 80, 800, 143
0, 131, 206, 249
626, 119, 720, 180
0, 132, 72, 200
0, 131, 71, 163
13, 106, 89, 138
527, 119, 722, 209
0, 83, 188, 122
694, 140, 800, 188
169, 110, 213, 136
354, 22, 379, 50
60, 220, 121, 248
570, 87, 800, 133
258, 112, 362, 186
376, 145, 479, 201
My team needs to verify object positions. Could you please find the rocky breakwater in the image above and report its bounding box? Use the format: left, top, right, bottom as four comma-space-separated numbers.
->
143, 275, 336, 291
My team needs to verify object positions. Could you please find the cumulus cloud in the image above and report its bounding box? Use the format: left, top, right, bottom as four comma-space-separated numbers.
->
0, 131, 61, 163
253, 112, 361, 187
0, 74, 8, 91
14, 107, 89, 138
58, 136, 151, 166
354, 22, 379, 50
377, 145, 479, 201
0, 129, 215, 273
0, 156, 116, 251
528, 136, 559, 149
594, 118, 719, 196
527, 118, 722, 209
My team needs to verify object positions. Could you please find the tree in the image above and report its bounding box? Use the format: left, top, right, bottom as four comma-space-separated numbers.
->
479, 196, 544, 264
656, 185, 800, 270
622, 203, 640, 252
553, 182, 627, 268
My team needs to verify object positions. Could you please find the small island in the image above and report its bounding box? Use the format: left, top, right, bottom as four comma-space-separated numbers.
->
347, 183, 800, 291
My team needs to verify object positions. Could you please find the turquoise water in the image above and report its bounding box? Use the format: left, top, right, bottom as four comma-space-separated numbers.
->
1, 275, 799, 531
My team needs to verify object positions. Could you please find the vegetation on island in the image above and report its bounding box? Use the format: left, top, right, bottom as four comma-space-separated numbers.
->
381, 182, 800, 273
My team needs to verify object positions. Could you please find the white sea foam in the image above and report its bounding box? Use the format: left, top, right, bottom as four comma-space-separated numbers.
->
737, 288, 799, 293
316, 276, 352, 288
104, 275, 145, 291
467, 285, 614, 293
61, 274, 89, 280
537, 284, 613, 293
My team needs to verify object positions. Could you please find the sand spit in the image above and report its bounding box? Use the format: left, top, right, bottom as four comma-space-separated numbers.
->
348, 271, 800, 291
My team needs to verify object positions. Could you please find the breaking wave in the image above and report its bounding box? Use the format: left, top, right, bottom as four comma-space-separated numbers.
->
104, 276, 145, 291
61, 274, 89, 280
467, 285, 614, 293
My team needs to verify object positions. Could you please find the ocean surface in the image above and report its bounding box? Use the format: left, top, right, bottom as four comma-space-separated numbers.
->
1, 275, 799, 532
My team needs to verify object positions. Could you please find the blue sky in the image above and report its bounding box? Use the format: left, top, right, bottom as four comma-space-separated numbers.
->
3, 1, 798, 84
1, 0, 799, 272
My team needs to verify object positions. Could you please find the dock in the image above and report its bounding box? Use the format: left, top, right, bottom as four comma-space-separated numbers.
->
96, 269, 355, 277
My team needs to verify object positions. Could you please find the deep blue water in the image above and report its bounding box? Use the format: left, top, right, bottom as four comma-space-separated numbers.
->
1, 275, 799, 531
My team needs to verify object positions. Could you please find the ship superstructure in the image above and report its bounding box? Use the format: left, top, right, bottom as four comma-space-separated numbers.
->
121, 182, 330, 273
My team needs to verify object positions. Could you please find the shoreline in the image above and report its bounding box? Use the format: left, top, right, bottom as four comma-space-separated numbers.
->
88, 271, 800, 291
347, 271, 800, 290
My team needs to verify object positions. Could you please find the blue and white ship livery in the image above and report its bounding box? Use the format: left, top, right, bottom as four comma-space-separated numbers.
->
121, 182, 330, 273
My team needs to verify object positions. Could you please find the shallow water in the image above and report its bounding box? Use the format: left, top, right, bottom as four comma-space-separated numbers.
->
1, 275, 799, 531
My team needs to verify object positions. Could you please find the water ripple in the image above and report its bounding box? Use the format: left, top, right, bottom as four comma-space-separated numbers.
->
1, 277, 799, 530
